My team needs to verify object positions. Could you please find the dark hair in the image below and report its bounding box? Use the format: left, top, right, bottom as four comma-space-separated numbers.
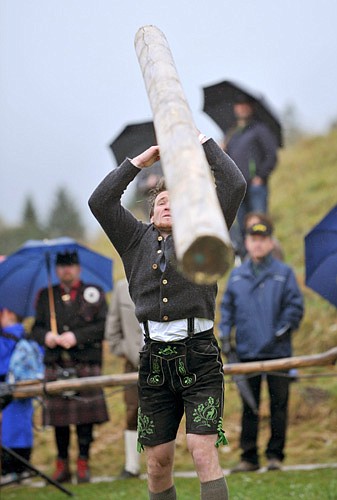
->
234, 93, 254, 105
148, 177, 167, 217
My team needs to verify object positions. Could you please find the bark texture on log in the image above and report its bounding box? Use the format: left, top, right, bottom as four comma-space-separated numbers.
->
134, 25, 233, 284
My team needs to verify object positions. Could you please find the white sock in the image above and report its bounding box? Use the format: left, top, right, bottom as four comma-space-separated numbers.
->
125, 430, 140, 475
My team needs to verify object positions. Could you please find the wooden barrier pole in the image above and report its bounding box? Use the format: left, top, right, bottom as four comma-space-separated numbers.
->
134, 25, 233, 284
222, 346, 337, 375
11, 347, 337, 398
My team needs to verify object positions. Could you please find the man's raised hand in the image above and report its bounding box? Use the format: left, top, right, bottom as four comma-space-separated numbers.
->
131, 145, 160, 169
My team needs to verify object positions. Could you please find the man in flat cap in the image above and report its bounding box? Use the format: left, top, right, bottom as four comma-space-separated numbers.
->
219, 222, 304, 473
31, 251, 109, 484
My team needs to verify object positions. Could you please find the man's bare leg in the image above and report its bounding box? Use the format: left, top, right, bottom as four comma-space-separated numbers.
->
187, 433, 228, 499
145, 440, 176, 498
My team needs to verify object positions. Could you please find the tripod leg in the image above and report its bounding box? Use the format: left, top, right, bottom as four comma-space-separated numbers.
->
1, 446, 73, 496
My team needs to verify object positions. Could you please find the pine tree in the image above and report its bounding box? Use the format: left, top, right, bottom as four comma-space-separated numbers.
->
47, 187, 85, 239
22, 196, 40, 229
0, 197, 45, 254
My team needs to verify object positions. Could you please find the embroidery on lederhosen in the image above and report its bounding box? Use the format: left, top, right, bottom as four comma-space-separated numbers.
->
193, 396, 220, 428
137, 407, 155, 452
148, 342, 196, 388
175, 356, 196, 388
192, 397, 229, 447
147, 353, 164, 386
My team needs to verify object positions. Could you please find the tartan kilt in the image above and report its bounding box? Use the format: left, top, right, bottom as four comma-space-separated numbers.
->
43, 363, 109, 427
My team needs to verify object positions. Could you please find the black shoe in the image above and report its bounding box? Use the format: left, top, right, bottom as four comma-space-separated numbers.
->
230, 461, 259, 473
267, 458, 282, 471
118, 468, 139, 479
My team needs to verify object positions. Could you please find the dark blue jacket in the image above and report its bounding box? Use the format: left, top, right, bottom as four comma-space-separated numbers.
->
219, 256, 304, 360
226, 120, 278, 183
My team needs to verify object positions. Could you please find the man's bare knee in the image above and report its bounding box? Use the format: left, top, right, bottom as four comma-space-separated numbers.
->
145, 442, 175, 491
187, 434, 222, 481
147, 452, 174, 477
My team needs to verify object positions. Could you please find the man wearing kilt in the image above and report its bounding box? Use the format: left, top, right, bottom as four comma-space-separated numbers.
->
31, 251, 109, 483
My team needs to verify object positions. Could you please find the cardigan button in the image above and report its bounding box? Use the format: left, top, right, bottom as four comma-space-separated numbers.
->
162, 279, 168, 285
152, 264, 158, 270
158, 236, 163, 241
163, 315, 169, 321
163, 297, 168, 303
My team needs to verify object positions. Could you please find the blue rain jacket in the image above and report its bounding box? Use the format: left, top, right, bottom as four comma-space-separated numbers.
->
219, 256, 304, 360
1, 322, 34, 448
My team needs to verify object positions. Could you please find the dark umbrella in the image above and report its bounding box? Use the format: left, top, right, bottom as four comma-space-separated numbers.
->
226, 349, 258, 414
0, 237, 113, 318
109, 121, 163, 210
202, 80, 283, 147
109, 121, 158, 166
305, 204, 337, 307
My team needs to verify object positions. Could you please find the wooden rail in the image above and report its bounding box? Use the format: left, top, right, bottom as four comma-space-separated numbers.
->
10, 347, 337, 399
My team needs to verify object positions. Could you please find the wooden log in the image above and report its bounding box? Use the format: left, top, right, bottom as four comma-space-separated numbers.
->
11, 372, 138, 399
134, 25, 233, 284
222, 347, 337, 375
11, 348, 337, 398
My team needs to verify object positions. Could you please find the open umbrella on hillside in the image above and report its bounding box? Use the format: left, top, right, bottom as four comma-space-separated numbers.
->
109, 121, 158, 165
202, 79, 283, 147
109, 121, 163, 213
305, 205, 337, 307
0, 237, 113, 318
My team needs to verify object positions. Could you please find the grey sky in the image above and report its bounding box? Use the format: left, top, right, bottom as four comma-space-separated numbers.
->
1, 0, 336, 235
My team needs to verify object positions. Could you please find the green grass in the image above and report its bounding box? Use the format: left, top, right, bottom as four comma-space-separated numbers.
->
3, 469, 337, 499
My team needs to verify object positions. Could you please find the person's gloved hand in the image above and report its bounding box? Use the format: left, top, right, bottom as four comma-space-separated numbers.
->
221, 339, 232, 355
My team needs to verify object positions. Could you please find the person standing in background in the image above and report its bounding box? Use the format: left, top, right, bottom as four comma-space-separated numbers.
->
219, 221, 304, 472
31, 251, 109, 484
0, 307, 34, 480
225, 94, 278, 257
105, 278, 143, 479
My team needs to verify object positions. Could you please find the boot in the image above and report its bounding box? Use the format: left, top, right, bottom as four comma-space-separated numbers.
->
118, 430, 140, 478
52, 458, 71, 483
77, 457, 90, 483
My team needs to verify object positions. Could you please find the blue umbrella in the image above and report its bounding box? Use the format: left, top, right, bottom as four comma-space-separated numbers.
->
0, 237, 113, 318
305, 205, 337, 307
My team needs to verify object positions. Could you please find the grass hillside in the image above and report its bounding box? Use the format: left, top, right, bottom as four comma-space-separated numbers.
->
31, 129, 337, 479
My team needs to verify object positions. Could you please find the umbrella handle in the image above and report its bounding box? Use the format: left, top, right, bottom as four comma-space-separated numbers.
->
45, 252, 58, 335
47, 285, 58, 334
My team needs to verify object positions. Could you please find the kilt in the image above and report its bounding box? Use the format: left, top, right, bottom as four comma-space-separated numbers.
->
43, 362, 109, 427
